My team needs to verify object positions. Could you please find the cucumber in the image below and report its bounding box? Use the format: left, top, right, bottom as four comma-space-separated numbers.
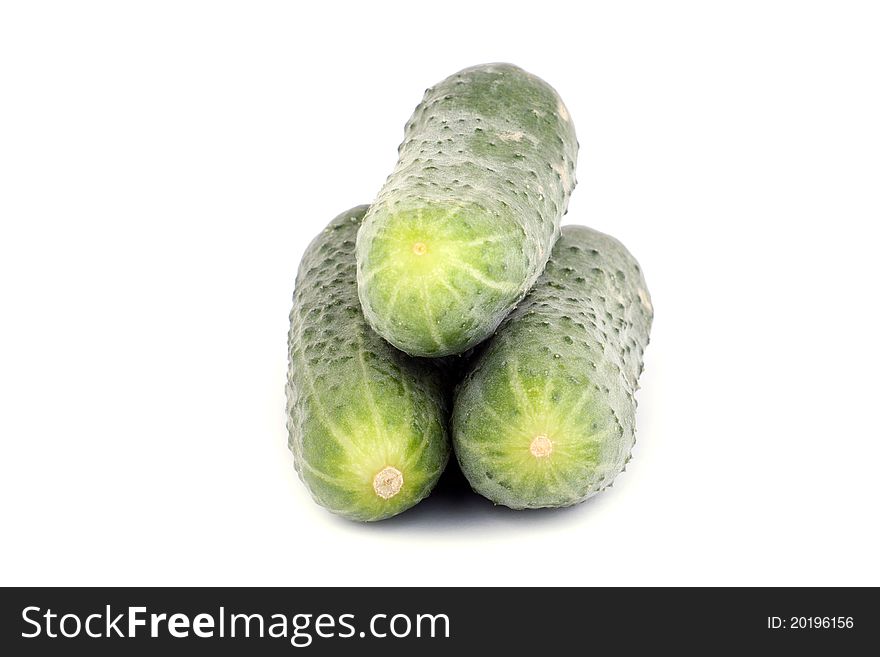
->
356, 63, 578, 357
287, 206, 450, 521
452, 225, 653, 509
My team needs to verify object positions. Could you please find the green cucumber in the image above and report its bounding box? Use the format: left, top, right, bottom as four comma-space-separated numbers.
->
287, 206, 450, 521
452, 225, 653, 509
356, 63, 578, 357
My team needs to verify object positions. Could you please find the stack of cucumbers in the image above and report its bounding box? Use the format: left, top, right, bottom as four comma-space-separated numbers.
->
287, 64, 653, 521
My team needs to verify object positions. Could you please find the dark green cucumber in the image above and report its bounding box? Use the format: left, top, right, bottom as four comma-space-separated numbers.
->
452, 225, 653, 509
287, 206, 450, 521
357, 63, 578, 357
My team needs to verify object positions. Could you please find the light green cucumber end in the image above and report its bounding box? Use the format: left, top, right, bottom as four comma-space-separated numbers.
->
453, 359, 625, 510
357, 203, 528, 357
297, 396, 447, 522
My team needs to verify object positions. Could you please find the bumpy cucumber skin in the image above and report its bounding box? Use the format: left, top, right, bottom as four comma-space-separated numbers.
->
287, 206, 450, 522
357, 63, 578, 357
452, 225, 652, 510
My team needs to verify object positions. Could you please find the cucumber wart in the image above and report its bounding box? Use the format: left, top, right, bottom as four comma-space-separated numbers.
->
287, 206, 450, 521
357, 63, 578, 357
452, 225, 653, 509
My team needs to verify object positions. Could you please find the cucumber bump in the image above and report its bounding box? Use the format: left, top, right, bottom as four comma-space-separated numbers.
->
286, 206, 450, 521
357, 63, 578, 357
452, 225, 653, 509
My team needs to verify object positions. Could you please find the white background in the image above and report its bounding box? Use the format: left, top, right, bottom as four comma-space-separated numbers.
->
2, 1, 878, 587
